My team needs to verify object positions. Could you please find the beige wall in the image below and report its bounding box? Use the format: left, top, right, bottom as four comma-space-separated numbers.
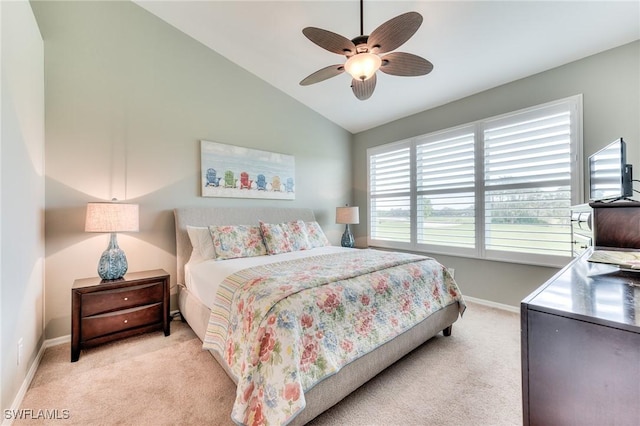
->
1, 0, 45, 413
31, 1, 353, 339
353, 41, 640, 307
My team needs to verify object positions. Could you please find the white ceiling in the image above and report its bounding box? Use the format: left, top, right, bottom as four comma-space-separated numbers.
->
135, 1, 640, 134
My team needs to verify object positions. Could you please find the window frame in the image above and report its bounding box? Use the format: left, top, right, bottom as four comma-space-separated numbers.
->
366, 95, 583, 268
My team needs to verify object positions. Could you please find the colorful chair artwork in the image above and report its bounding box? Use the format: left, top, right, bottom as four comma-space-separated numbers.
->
240, 172, 253, 190
272, 176, 281, 192
205, 168, 221, 187
256, 174, 267, 190
285, 177, 294, 193
224, 171, 236, 188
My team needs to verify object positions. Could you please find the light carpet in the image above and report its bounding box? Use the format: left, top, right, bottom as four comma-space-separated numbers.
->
16, 301, 521, 425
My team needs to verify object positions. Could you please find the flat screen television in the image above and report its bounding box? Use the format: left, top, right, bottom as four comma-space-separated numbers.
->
588, 138, 633, 201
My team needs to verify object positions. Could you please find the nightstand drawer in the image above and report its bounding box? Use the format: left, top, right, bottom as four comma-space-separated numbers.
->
81, 282, 164, 317
72, 269, 170, 362
81, 303, 163, 341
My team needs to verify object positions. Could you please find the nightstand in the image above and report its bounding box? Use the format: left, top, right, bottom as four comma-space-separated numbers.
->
71, 269, 170, 362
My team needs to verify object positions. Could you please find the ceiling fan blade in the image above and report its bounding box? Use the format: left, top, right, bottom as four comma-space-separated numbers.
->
379, 52, 434, 76
351, 74, 377, 100
368, 12, 423, 54
302, 27, 357, 56
300, 64, 345, 86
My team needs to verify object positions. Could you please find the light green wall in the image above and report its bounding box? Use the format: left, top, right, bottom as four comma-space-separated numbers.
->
353, 41, 640, 307
1, 0, 45, 413
31, 1, 353, 339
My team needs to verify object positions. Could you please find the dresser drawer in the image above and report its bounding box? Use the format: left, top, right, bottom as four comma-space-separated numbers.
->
81, 282, 164, 317
81, 303, 163, 341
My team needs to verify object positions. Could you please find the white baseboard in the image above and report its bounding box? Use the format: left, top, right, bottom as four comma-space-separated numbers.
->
44, 334, 70, 348
464, 295, 520, 314
2, 341, 46, 425
2, 334, 71, 426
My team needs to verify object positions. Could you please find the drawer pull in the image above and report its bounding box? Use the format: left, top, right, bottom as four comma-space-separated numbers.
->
123, 319, 128, 324
123, 297, 128, 301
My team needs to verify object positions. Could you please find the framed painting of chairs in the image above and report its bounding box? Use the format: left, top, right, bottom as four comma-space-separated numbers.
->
200, 140, 295, 200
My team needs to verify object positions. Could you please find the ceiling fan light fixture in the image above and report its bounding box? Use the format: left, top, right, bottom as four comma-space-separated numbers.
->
344, 52, 381, 81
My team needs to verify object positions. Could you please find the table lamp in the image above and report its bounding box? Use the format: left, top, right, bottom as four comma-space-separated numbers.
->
336, 205, 359, 248
85, 201, 139, 280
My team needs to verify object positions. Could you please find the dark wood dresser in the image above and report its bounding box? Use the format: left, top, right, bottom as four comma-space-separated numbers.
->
521, 201, 640, 425
71, 269, 170, 362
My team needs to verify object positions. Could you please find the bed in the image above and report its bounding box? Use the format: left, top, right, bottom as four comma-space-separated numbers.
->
174, 207, 465, 425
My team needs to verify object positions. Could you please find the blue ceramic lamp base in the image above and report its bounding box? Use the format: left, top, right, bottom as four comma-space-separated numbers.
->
97, 233, 128, 280
341, 224, 355, 248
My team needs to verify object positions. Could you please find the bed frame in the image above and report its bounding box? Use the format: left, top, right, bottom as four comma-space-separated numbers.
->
174, 207, 461, 425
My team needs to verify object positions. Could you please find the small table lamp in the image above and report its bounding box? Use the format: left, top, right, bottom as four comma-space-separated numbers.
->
85, 201, 139, 280
336, 205, 359, 248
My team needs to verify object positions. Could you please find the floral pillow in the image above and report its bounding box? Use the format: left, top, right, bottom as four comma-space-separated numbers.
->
260, 220, 314, 254
259, 221, 293, 255
305, 221, 330, 248
287, 220, 312, 251
208, 225, 267, 260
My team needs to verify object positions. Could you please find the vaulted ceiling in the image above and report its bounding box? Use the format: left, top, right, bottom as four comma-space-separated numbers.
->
135, 1, 640, 133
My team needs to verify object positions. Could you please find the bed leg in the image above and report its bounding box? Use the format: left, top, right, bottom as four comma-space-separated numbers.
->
442, 325, 452, 336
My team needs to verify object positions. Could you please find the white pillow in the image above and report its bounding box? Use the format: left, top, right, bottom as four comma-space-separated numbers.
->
186, 226, 215, 262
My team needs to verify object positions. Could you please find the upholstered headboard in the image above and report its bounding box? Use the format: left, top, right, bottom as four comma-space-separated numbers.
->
173, 207, 316, 285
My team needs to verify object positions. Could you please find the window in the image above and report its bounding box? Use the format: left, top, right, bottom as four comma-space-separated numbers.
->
369, 142, 411, 243
367, 96, 582, 267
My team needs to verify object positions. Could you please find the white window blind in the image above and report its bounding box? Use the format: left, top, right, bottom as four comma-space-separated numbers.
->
484, 105, 573, 259
366, 95, 582, 267
369, 143, 411, 243
416, 128, 476, 249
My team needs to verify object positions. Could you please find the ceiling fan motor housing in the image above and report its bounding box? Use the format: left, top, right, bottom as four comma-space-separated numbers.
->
351, 35, 370, 51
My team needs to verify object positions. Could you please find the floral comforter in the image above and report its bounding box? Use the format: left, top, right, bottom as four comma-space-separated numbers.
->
203, 249, 465, 426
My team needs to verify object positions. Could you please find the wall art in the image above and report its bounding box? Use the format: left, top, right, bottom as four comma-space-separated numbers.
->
201, 140, 295, 200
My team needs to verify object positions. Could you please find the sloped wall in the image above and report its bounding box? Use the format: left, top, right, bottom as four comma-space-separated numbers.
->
31, 1, 353, 339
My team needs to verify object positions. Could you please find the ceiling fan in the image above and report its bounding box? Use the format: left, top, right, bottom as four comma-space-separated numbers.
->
299, 0, 434, 101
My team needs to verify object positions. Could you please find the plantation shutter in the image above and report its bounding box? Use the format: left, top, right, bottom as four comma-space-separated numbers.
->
415, 127, 476, 249
484, 103, 574, 257
369, 142, 411, 243
366, 96, 580, 267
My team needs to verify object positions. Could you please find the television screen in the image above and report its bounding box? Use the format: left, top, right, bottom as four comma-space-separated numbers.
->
588, 138, 632, 201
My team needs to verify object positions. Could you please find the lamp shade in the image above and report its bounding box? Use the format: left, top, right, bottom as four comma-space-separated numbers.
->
336, 206, 360, 225
344, 53, 381, 81
85, 202, 139, 233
